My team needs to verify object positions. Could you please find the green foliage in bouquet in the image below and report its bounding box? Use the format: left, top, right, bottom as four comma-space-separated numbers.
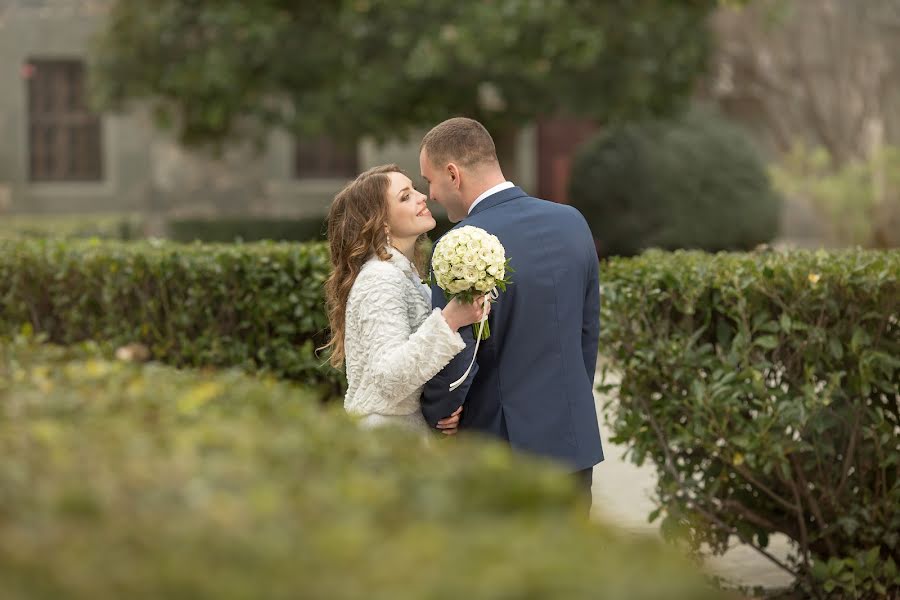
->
599, 248, 900, 598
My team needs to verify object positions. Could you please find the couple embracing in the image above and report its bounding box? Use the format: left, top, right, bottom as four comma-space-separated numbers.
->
323, 117, 603, 506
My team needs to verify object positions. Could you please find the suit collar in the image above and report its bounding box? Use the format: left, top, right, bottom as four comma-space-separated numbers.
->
467, 186, 528, 217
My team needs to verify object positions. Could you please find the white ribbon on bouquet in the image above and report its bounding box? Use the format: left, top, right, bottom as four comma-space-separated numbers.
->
449, 287, 499, 391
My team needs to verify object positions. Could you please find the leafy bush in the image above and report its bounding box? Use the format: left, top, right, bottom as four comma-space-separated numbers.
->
771, 143, 900, 248
0, 213, 145, 240
167, 217, 327, 243
569, 108, 781, 257
599, 248, 900, 598
0, 341, 727, 600
0, 238, 340, 393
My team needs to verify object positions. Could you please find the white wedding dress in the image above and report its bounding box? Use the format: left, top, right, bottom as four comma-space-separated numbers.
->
342, 247, 466, 435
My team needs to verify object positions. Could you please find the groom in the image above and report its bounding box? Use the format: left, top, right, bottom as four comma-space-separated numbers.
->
420, 117, 604, 503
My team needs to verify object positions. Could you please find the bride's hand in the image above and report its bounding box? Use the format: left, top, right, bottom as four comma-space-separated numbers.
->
442, 295, 491, 331
437, 405, 463, 435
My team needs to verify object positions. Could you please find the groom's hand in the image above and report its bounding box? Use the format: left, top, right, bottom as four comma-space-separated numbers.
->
436, 406, 463, 435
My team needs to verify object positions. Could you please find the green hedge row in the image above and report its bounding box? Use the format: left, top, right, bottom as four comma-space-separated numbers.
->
167, 216, 456, 246
599, 249, 900, 598
0, 214, 456, 246
167, 217, 328, 243
0, 214, 145, 241
0, 238, 341, 395
0, 341, 726, 599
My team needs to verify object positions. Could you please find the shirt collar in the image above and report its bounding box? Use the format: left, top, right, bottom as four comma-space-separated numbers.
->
468, 181, 515, 215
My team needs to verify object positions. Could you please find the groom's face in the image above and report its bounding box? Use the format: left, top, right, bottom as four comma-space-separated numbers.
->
420, 149, 465, 223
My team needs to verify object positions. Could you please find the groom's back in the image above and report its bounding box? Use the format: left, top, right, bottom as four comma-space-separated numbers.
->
459, 193, 603, 470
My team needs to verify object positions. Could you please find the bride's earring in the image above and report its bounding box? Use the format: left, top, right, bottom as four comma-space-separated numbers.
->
385, 227, 392, 247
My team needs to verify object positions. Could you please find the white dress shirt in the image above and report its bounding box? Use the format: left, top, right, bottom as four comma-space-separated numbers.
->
468, 181, 515, 215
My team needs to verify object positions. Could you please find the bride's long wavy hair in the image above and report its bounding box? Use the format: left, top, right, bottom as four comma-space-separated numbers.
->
322, 164, 429, 369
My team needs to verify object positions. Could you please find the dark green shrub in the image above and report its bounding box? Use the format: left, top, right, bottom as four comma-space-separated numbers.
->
569, 108, 781, 257
599, 249, 900, 598
168, 217, 327, 243
0, 341, 727, 600
0, 238, 341, 393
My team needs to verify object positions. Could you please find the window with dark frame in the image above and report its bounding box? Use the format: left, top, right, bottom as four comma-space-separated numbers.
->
27, 59, 103, 182
294, 135, 358, 179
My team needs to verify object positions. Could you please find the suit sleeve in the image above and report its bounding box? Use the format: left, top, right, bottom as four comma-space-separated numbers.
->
582, 247, 601, 386
421, 278, 481, 428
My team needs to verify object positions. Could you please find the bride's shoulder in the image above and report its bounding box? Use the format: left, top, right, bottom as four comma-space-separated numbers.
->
349, 258, 406, 298
358, 255, 403, 280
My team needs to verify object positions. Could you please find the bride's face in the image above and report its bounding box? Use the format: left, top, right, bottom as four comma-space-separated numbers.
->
385, 171, 436, 241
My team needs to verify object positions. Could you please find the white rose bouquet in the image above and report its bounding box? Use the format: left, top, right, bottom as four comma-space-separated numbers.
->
430, 225, 512, 341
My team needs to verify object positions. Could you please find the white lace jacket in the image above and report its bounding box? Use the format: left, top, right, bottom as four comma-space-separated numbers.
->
342, 247, 466, 420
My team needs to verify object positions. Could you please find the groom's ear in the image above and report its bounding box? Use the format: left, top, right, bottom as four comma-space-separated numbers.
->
447, 163, 461, 189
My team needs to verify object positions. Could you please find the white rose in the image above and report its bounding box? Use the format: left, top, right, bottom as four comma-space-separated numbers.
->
451, 280, 469, 294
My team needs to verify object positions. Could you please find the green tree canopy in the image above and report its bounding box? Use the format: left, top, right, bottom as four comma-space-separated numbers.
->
91, 0, 716, 146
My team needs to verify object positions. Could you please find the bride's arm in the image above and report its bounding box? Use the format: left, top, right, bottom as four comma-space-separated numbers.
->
353, 267, 466, 408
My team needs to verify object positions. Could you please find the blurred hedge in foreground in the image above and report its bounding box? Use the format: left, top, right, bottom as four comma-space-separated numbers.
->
0, 342, 727, 600
600, 249, 899, 598
0, 238, 341, 394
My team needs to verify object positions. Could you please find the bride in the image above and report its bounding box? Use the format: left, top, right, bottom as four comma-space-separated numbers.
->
322, 164, 488, 435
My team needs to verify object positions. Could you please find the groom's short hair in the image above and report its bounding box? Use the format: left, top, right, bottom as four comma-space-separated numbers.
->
421, 117, 499, 169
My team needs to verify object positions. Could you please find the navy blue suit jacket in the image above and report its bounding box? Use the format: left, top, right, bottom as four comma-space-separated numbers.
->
422, 186, 604, 472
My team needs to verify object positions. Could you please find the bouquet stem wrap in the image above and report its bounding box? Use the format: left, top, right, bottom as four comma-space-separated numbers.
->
449, 288, 498, 392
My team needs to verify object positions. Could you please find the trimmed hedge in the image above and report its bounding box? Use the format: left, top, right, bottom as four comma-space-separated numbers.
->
0, 238, 341, 394
599, 249, 900, 598
167, 216, 328, 243
0, 341, 727, 599
569, 107, 781, 257
0, 213, 144, 241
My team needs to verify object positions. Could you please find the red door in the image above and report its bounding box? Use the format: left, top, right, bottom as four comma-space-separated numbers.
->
536, 117, 597, 204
